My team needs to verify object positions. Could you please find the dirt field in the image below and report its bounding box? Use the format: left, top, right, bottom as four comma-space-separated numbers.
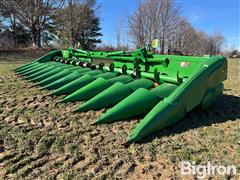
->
0, 53, 239, 179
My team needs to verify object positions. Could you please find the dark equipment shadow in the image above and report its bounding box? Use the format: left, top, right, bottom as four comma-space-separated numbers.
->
138, 94, 240, 144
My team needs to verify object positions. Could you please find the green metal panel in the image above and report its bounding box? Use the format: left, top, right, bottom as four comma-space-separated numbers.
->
27, 65, 64, 80
127, 56, 227, 143
37, 67, 79, 86
14, 47, 227, 143
76, 79, 154, 112
95, 83, 178, 124
52, 74, 97, 96
43, 68, 92, 90
31, 65, 75, 82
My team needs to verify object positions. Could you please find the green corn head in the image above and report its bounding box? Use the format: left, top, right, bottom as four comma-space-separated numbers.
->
14, 47, 227, 143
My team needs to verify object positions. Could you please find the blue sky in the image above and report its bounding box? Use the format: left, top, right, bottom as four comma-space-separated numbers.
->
98, 0, 240, 50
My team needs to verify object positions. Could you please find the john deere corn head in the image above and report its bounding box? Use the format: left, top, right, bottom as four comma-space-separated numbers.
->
14, 48, 227, 143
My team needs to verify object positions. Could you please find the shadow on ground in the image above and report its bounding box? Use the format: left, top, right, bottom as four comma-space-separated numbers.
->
139, 94, 240, 143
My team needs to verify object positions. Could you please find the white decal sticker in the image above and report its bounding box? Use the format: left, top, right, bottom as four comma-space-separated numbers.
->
181, 62, 190, 68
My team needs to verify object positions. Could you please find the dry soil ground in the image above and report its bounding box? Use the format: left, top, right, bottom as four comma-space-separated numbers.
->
0, 53, 239, 179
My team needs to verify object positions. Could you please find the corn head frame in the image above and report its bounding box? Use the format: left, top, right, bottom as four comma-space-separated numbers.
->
14, 47, 227, 143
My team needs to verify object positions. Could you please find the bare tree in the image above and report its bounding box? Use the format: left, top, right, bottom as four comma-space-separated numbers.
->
128, 2, 148, 48
114, 16, 122, 50
208, 31, 225, 56
54, 0, 102, 49
128, 0, 225, 56
171, 24, 225, 56
0, 0, 64, 48
0, 7, 19, 47
128, 0, 183, 53
158, 0, 184, 54
171, 20, 203, 55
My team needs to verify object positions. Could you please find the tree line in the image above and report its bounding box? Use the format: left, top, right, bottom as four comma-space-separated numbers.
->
0, 0, 101, 50
0, 0, 226, 56
128, 0, 225, 56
